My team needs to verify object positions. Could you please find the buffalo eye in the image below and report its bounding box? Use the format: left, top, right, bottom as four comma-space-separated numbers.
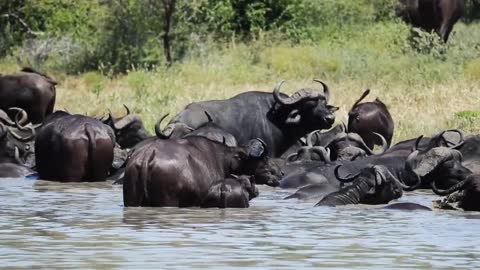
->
25, 145, 30, 151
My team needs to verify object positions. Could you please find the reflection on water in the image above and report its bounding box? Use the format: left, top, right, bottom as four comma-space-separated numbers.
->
1, 178, 479, 269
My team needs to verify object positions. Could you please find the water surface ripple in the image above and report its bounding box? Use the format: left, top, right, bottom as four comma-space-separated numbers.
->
1, 178, 479, 269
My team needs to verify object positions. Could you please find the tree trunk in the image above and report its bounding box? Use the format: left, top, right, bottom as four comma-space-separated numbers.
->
161, 0, 176, 66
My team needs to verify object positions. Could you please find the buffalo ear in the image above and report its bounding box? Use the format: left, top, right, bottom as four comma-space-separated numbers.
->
246, 139, 266, 158
285, 109, 301, 124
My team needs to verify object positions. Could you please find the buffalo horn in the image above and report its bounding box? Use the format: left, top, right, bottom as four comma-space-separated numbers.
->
14, 146, 25, 165
306, 129, 321, 147
313, 79, 330, 102
204, 111, 213, 122
123, 104, 131, 116
0, 109, 15, 125
441, 129, 465, 149
0, 122, 7, 140
334, 165, 360, 183
431, 178, 468, 196
8, 125, 35, 141
155, 114, 170, 139
412, 135, 423, 152
311, 146, 331, 163
373, 132, 389, 153
9, 107, 28, 126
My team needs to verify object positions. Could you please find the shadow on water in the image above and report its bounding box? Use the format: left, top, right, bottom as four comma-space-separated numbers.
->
1, 178, 480, 269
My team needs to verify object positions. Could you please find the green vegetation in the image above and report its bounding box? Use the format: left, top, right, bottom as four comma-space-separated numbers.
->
1, 0, 479, 143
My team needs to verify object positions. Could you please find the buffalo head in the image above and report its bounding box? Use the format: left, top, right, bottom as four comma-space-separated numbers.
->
103, 105, 150, 148
200, 175, 258, 208
273, 80, 337, 133
229, 138, 282, 187
324, 131, 388, 161
0, 109, 36, 168
325, 164, 414, 206
405, 133, 471, 189
286, 130, 331, 162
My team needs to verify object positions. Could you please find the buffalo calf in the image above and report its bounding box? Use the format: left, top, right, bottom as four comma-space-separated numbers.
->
200, 175, 258, 208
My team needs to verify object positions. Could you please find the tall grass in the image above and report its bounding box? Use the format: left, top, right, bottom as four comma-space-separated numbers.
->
1, 21, 479, 143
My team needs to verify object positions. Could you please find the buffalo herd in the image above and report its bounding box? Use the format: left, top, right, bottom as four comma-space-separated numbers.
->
0, 67, 479, 212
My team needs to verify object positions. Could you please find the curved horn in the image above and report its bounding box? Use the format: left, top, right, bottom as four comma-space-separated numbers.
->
346, 133, 375, 155
372, 132, 389, 153
273, 80, 288, 105
431, 178, 468, 196
204, 111, 213, 122
334, 165, 360, 183
442, 129, 464, 149
8, 126, 35, 141
123, 104, 131, 116
0, 110, 15, 125
286, 152, 299, 162
306, 129, 320, 147
155, 114, 170, 139
313, 79, 330, 102
0, 123, 7, 140
9, 107, 28, 126
311, 146, 331, 163
382, 166, 421, 191
14, 146, 25, 165
412, 135, 423, 152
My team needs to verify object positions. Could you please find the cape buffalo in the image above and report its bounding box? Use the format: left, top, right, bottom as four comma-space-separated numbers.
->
200, 175, 259, 208
404, 133, 472, 189
123, 136, 281, 207
283, 129, 460, 199
156, 80, 337, 157
315, 165, 410, 206
0, 109, 36, 168
397, 0, 465, 42
432, 174, 480, 211
35, 111, 115, 182
0, 67, 57, 124
348, 89, 394, 148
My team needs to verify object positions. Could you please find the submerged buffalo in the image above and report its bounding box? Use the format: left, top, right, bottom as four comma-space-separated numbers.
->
156, 80, 337, 157
0, 68, 57, 124
123, 136, 281, 207
200, 175, 258, 208
315, 165, 413, 207
35, 111, 115, 182
397, 0, 465, 42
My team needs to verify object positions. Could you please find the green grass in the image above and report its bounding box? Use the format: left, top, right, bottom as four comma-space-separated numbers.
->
1, 21, 479, 144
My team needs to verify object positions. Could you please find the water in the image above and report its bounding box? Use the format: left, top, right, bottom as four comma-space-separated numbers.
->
1, 178, 479, 269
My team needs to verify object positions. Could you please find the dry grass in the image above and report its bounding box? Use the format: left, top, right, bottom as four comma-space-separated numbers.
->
50, 72, 479, 144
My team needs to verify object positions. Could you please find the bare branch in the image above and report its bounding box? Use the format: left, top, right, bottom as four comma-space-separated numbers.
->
1, 13, 44, 37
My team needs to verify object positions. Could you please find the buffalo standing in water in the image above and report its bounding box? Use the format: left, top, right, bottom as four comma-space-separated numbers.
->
397, 0, 465, 42
123, 137, 281, 207
0, 68, 57, 124
348, 89, 394, 149
157, 80, 337, 157
35, 111, 115, 182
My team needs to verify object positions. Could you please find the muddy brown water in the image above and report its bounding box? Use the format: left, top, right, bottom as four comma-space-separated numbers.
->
1, 178, 479, 269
